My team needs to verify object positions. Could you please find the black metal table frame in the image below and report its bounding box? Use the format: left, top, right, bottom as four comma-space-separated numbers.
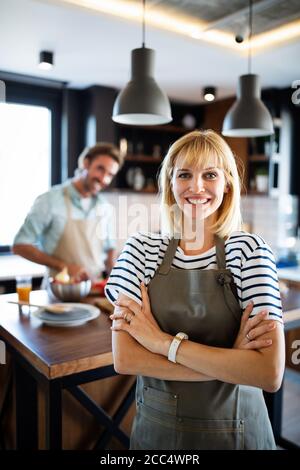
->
4, 342, 136, 450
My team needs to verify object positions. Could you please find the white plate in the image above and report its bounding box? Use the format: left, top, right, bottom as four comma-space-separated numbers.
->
32, 303, 100, 327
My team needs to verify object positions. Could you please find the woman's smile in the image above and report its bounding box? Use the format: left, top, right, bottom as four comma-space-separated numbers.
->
185, 197, 211, 205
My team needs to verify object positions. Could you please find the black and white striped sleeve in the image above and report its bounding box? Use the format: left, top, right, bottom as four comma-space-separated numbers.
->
240, 241, 283, 323
105, 234, 146, 306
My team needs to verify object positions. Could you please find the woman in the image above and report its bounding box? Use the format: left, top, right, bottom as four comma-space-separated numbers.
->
105, 130, 285, 450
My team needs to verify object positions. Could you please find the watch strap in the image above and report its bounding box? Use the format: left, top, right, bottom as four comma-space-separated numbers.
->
168, 332, 189, 363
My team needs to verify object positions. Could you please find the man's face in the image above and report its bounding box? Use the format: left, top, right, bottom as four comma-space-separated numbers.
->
83, 154, 119, 195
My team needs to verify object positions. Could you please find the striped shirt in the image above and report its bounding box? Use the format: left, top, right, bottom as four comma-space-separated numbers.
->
105, 231, 283, 323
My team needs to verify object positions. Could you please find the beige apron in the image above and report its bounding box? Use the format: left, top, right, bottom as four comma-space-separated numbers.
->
130, 236, 276, 450
48, 187, 106, 279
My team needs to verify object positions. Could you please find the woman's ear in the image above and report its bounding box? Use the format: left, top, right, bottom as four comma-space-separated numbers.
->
224, 183, 230, 194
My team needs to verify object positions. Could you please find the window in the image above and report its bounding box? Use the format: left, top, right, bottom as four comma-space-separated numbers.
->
0, 102, 51, 247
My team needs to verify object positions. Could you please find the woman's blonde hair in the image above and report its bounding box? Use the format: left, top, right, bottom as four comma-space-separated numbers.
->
158, 129, 243, 238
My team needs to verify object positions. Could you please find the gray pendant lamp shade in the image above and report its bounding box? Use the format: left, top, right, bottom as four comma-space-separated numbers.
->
112, 47, 172, 125
222, 74, 274, 137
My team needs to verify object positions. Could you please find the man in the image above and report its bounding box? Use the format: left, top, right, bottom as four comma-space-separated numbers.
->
13, 142, 123, 280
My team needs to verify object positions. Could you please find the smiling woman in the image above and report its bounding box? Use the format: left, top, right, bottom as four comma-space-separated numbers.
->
105, 129, 285, 450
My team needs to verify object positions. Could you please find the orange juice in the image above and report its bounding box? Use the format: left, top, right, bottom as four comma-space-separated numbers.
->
17, 286, 31, 302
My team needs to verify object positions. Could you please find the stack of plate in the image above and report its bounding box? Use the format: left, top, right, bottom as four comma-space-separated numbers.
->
32, 303, 100, 327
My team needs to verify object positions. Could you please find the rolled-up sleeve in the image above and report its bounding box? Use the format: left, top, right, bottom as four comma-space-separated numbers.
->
13, 193, 52, 247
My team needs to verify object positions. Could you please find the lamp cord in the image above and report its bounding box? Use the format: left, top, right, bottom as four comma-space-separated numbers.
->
142, 0, 146, 48
248, 0, 253, 74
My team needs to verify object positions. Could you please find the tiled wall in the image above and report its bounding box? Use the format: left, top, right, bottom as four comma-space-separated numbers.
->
241, 195, 298, 255
104, 192, 298, 256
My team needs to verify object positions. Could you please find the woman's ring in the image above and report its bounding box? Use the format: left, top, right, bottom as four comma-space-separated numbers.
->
124, 312, 132, 324
246, 332, 251, 342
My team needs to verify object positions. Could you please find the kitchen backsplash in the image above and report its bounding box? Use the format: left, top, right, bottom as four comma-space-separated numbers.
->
104, 192, 298, 258
241, 195, 298, 257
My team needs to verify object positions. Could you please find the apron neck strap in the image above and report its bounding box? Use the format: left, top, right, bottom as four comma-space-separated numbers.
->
214, 235, 226, 270
63, 187, 72, 218
158, 238, 179, 275
159, 235, 226, 274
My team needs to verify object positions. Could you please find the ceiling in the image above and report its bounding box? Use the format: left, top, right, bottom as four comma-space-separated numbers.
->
0, 0, 300, 103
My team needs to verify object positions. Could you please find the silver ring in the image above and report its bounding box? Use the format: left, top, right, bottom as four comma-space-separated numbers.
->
246, 332, 251, 342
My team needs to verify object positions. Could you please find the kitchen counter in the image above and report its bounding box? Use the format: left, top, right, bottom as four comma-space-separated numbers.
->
0, 254, 45, 281
278, 266, 300, 284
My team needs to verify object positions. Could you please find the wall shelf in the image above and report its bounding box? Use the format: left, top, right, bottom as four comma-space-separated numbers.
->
125, 154, 162, 163
249, 154, 270, 162
118, 124, 192, 134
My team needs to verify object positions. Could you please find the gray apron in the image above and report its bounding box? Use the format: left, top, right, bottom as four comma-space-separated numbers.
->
130, 236, 276, 450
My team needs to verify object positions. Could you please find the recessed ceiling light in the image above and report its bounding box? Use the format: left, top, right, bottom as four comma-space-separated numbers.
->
203, 86, 216, 102
38, 51, 54, 70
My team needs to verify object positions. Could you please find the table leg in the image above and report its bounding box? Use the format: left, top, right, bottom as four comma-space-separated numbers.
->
14, 360, 38, 449
45, 380, 62, 450
264, 381, 300, 449
264, 387, 282, 441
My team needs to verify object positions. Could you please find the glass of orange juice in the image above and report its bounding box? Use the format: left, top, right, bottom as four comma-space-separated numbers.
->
16, 275, 32, 303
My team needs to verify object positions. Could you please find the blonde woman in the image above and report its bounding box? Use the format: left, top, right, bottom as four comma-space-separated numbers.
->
105, 130, 284, 450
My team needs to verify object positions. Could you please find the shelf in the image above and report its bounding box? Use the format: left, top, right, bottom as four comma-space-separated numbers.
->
249, 154, 270, 162
105, 188, 158, 194
117, 123, 189, 134
247, 190, 269, 196
125, 154, 162, 163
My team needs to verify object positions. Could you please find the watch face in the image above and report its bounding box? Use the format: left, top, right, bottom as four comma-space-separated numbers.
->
182, 114, 196, 129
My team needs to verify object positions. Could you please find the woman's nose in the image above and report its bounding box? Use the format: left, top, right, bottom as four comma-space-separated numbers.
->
191, 176, 205, 193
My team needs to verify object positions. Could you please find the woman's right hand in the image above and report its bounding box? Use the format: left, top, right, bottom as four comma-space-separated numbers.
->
233, 301, 277, 350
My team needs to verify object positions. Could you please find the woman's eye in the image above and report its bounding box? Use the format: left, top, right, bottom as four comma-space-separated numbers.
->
178, 173, 191, 179
204, 172, 217, 179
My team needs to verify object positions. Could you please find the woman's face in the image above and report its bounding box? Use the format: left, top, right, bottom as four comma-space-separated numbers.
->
171, 157, 228, 224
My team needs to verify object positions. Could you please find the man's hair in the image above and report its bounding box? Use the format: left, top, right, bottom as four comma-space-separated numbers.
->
77, 142, 124, 170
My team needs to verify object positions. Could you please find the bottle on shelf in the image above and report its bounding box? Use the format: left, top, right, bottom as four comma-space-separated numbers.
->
132, 168, 145, 191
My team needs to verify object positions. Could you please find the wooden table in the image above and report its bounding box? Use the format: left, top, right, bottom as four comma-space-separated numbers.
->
0, 290, 135, 450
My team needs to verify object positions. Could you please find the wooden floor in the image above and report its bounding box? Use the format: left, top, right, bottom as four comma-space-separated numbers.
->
281, 368, 300, 446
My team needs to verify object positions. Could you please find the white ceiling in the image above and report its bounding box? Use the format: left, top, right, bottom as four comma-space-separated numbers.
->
0, 0, 300, 103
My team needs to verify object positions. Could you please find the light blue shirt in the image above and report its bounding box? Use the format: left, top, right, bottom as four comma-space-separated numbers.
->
13, 180, 116, 255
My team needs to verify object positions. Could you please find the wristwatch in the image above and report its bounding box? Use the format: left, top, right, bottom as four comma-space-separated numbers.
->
168, 332, 189, 363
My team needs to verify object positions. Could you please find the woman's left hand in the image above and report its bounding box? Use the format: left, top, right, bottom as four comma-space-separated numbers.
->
110, 283, 172, 355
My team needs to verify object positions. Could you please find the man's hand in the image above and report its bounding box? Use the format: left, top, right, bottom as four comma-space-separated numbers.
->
66, 263, 90, 281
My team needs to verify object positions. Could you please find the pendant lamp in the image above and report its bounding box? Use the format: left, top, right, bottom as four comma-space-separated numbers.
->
222, 0, 274, 137
112, 0, 172, 126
